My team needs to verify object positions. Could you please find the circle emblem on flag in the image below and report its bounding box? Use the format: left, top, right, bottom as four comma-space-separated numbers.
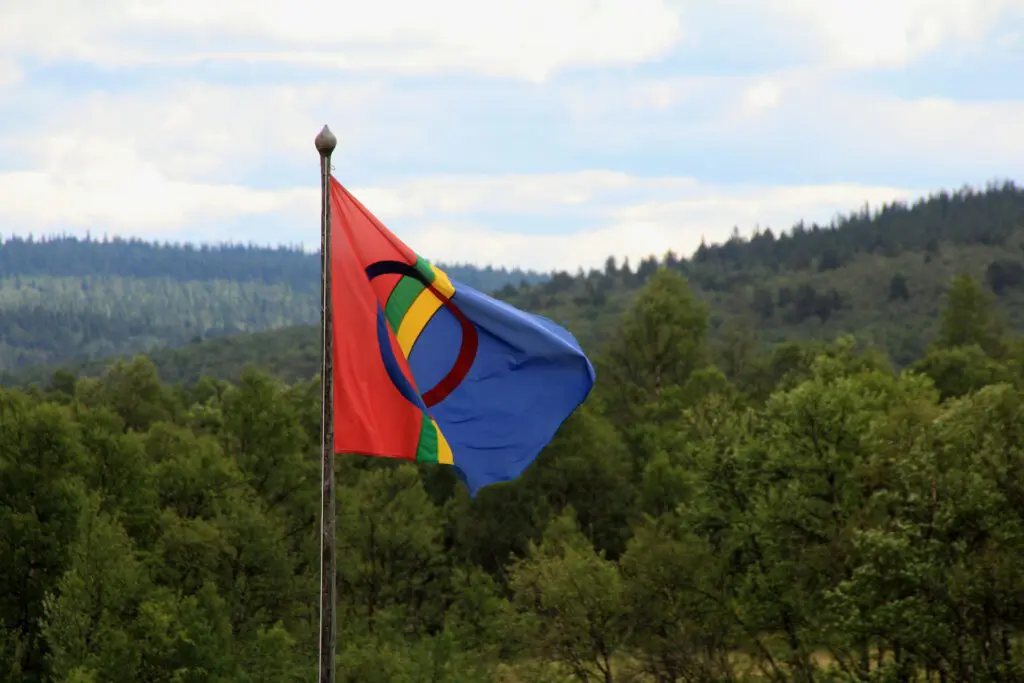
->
365, 260, 478, 408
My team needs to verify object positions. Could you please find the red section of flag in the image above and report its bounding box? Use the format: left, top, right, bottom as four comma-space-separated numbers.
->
329, 178, 423, 459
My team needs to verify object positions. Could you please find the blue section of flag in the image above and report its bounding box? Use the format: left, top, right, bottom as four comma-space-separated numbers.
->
376, 306, 429, 412
406, 280, 595, 495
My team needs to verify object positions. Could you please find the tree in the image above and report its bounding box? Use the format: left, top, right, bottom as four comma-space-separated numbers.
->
336, 466, 447, 637
0, 393, 85, 679
829, 383, 1024, 681
636, 257, 659, 283
888, 273, 910, 301
620, 520, 738, 683
41, 496, 147, 682
985, 259, 1024, 294
603, 256, 617, 277
525, 408, 636, 557
714, 320, 761, 384
751, 286, 775, 320
911, 345, 1011, 400
818, 248, 843, 271
91, 357, 176, 433
601, 270, 709, 424
935, 274, 1006, 357
508, 510, 628, 683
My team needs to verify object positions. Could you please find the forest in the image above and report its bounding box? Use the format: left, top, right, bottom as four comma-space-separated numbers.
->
4, 180, 1024, 384
3, 264, 1023, 682
0, 236, 545, 371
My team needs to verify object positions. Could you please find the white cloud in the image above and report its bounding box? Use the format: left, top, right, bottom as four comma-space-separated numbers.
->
743, 80, 782, 111
1, 0, 1018, 89
995, 29, 1022, 46
0, 161, 924, 271
772, 86, 1024, 171
1, 0, 1021, 271
392, 180, 923, 271
2, 64, 1020, 270
0, 59, 20, 87
562, 67, 1024, 177
0, 0, 684, 81
771, 0, 1024, 68
0, 81, 427, 185
352, 171, 658, 218
0, 168, 313, 235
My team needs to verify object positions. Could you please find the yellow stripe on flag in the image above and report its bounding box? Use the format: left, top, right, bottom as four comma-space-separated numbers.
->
397, 287, 443, 357
430, 265, 456, 298
434, 420, 454, 465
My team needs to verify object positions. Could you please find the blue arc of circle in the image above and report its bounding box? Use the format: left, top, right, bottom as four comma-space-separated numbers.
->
374, 307, 428, 412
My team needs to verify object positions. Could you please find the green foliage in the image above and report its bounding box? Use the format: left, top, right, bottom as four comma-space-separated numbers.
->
601, 269, 710, 426
10, 181, 1024, 389
508, 509, 628, 683
0, 236, 546, 373
41, 495, 147, 682
935, 273, 1007, 356
7, 212, 1024, 680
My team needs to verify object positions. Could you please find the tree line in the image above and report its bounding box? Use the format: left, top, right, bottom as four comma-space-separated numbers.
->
3, 267, 1024, 682
0, 241, 544, 371
5, 182, 1024, 375
0, 236, 547, 290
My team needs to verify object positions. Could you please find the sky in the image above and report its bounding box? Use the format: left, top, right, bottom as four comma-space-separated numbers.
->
1, 0, 1023, 272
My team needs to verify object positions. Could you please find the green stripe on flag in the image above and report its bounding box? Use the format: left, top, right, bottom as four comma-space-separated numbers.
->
415, 415, 439, 464
385, 276, 425, 333
413, 256, 436, 285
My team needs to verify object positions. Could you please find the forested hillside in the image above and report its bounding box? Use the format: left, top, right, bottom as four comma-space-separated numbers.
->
503, 180, 1024, 364
9, 180, 1023, 388
0, 237, 546, 371
4, 268, 1024, 682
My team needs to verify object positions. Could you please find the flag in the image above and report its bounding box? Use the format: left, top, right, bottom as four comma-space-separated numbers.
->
328, 177, 595, 495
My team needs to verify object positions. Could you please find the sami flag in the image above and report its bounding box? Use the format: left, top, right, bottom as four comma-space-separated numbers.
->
328, 177, 595, 495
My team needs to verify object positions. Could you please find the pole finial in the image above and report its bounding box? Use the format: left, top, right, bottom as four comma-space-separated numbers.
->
315, 125, 337, 156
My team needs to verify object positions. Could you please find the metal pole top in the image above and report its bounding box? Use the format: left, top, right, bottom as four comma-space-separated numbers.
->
315, 125, 337, 156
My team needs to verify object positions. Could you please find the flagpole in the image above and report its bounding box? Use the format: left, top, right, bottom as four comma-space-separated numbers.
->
315, 124, 338, 683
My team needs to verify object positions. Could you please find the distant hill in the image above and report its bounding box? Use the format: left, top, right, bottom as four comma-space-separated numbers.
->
5, 180, 1024, 388
0, 237, 547, 371
499, 180, 1024, 362
5, 324, 322, 388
